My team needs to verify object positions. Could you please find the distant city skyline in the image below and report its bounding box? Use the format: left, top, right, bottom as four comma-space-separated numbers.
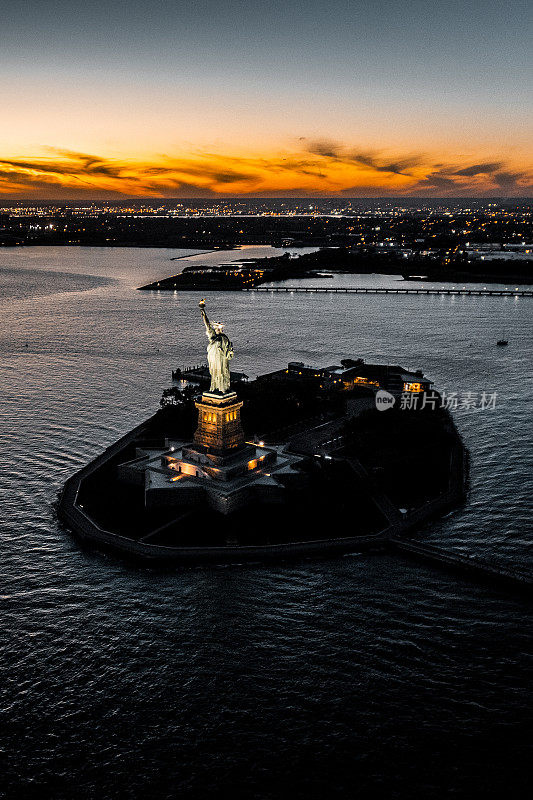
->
1, 0, 531, 199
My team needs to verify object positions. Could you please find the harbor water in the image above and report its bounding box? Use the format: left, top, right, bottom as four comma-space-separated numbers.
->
1, 246, 532, 798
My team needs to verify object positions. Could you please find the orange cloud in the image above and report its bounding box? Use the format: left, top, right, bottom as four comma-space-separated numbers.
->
0, 145, 531, 199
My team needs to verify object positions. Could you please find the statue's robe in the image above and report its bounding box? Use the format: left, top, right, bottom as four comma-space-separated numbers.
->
207, 330, 234, 393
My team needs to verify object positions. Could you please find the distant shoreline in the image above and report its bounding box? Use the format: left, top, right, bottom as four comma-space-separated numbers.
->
137, 247, 533, 291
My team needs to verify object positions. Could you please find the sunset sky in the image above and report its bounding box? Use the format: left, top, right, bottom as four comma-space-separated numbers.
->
1, 0, 531, 199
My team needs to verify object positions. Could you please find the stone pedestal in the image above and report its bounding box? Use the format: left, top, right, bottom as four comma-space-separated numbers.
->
193, 391, 245, 455
121, 385, 303, 516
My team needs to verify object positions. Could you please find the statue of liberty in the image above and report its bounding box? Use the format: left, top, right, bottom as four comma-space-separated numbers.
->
199, 300, 234, 394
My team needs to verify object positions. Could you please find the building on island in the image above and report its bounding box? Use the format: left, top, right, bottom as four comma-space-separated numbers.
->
257, 359, 433, 395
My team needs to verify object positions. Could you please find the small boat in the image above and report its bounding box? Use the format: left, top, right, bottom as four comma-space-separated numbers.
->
497, 339, 508, 346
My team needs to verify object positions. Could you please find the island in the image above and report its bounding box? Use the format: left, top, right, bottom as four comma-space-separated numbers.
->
137, 247, 533, 292
59, 302, 474, 568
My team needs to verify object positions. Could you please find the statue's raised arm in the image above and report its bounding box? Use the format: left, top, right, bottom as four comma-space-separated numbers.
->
198, 300, 233, 394
199, 300, 215, 339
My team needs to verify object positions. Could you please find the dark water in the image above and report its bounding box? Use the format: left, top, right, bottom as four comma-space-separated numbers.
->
1, 247, 531, 798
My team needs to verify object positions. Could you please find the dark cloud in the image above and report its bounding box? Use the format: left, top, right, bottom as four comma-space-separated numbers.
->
306, 140, 421, 176
0, 168, 124, 199
349, 152, 421, 175
0, 158, 71, 177
138, 166, 175, 176
492, 171, 521, 189
45, 148, 127, 178
425, 175, 458, 188
1, 151, 125, 180
271, 158, 327, 177
454, 162, 502, 176
169, 164, 258, 185
154, 180, 217, 198
411, 173, 460, 191
0, 167, 97, 191
209, 171, 257, 184
306, 140, 341, 160
298, 170, 327, 178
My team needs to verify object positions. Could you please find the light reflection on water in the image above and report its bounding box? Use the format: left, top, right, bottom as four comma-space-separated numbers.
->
1, 246, 531, 797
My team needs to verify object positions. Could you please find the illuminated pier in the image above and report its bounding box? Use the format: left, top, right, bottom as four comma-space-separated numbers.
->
245, 286, 533, 297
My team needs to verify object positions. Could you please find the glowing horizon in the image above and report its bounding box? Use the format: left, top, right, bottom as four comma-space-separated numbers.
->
1, 143, 531, 200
